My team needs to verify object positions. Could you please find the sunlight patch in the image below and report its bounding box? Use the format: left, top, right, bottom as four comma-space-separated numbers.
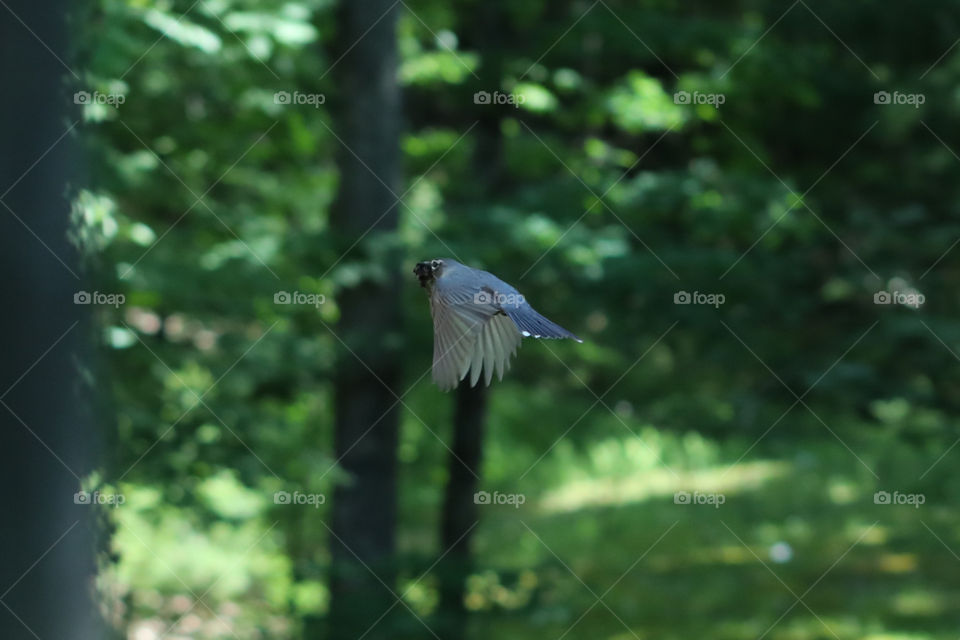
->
539, 460, 790, 514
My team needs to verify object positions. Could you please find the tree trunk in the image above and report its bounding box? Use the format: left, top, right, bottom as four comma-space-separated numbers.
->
434, 3, 506, 636
436, 383, 488, 638
323, 1, 403, 639
0, 1, 100, 639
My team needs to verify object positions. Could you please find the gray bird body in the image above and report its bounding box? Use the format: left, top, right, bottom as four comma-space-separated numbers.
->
414, 258, 582, 391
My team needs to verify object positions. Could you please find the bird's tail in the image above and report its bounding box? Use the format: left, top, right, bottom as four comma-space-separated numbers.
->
502, 304, 582, 343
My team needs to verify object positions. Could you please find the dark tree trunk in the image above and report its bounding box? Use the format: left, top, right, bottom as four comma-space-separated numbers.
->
436, 383, 488, 638
434, 4, 507, 637
323, 1, 403, 639
0, 1, 100, 639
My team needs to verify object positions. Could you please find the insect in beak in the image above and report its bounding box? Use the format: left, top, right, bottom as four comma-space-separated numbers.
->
414, 262, 434, 287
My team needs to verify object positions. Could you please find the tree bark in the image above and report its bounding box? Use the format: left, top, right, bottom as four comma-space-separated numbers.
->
434, 3, 506, 636
0, 1, 100, 639
323, 1, 403, 639
436, 383, 488, 638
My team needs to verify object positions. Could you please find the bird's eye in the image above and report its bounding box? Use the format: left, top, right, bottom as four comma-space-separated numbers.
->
431, 260, 440, 269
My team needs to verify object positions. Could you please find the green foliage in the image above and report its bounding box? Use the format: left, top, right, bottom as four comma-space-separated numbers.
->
77, 0, 960, 637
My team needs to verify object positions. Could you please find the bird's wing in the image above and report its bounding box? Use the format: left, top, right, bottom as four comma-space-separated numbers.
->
430, 285, 522, 391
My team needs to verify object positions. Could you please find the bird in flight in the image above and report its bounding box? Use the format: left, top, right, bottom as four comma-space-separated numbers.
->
414, 258, 582, 391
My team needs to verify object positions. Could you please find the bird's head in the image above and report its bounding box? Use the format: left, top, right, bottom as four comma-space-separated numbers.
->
413, 258, 445, 288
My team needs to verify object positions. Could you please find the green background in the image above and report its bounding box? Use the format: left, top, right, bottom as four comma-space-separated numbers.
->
67, 0, 960, 637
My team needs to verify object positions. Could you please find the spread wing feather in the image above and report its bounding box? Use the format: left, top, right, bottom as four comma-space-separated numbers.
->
430, 290, 522, 391
431, 301, 481, 391
428, 262, 578, 390
489, 312, 521, 382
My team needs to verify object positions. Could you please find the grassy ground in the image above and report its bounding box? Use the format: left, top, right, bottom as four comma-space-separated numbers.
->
108, 422, 959, 640
468, 433, 958, 640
